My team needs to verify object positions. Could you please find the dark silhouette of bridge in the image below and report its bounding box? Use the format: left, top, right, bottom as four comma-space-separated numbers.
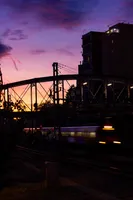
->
0, 62, 133, 113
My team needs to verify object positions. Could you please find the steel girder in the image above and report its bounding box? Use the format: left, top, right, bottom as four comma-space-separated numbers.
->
2, 82, 54, 111
80, 78, 133, 105
1, 73, 133, 111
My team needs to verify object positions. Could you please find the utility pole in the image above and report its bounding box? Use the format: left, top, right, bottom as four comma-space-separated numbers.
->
52, 62, 61, 140
45, 63, 61, 188
53, 62, 59, 105
0, 67, 4, 109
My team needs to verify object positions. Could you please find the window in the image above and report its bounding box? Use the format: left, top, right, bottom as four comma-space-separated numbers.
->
114, 28, 119, 33
107, 28, 120, 34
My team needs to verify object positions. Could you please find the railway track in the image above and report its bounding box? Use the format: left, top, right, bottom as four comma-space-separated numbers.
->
16, 145, 133, 179
65, 157, 133, 179
16, 145, 47, 157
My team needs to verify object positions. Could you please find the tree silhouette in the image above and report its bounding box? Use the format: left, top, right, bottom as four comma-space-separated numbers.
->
3, 101, 14, 111
65, 85, 77, 105
34, 103, 38, 111
38, 100, 53, 111
14, 100, 26, 112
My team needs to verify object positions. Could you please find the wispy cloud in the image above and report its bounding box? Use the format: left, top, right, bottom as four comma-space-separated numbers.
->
1, 29, 28, 40
0, 42, 12, 58
56, 48, 75, 56
1, 29, 11, 37
0, 42, 19, 70
31, 49, 46, 55
0, 0, 99, 30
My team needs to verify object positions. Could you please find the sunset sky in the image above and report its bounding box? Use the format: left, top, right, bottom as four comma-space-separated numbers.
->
0, 0, 132, 85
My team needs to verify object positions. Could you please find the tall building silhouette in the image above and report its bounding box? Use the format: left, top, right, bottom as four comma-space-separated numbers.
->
79, 23, 133, 79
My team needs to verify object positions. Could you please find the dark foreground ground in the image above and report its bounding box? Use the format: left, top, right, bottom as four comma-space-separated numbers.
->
0, 181, 94, 200
0, 146, 133, 200
0, 149, 101, 200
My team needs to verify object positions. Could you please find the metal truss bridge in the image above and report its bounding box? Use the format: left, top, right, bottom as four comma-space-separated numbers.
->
0, 62, 133, 113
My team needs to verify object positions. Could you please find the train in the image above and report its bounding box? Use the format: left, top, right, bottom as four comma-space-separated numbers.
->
23, 118, 122, 146
95, 115, 133, 148
24, 125, 98, 144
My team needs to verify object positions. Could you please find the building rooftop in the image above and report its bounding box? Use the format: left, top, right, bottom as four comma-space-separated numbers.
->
110, 22, 133, 27
82, 31, 103, 38
82, 22, 133, 39
109, 22, 133, 30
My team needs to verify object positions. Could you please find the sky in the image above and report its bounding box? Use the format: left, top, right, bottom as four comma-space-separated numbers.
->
0, 0, 132, 84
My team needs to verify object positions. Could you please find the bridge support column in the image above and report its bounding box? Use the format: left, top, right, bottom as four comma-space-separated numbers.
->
62, 80, 64, 104
104, 80, 107, 103
7, 88, 10, 110
35, 82, 38, 111
81, 84, 83, 102
30, 84, 33, 112
53, 62, 59, 105
3, 89, 6, 102
52, 62, 61, 139
127, 83, 130, 102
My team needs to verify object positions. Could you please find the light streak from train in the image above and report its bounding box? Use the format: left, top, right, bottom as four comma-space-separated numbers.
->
102, 125, 115, 131
99, 141, 106, 144
113, 141, 121, 144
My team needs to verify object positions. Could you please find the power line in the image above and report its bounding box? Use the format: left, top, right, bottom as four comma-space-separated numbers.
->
58, 66, 74, 88
60, 68, 76, 74
58, 63, 77, 72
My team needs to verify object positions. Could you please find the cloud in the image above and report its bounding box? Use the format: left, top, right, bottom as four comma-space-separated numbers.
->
56, 48, 75, 56
1, 0, 99, 30
1, 29, 11, 37
1, 29, 28, 40
31, 49, 46, 55
0, 42, 19, 70
0, 42, 12, 58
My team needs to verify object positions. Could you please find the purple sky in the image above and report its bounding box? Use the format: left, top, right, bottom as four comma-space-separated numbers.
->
0, 0, 132, 83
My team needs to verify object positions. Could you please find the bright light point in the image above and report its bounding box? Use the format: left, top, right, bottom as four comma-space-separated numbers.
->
102, 125, 115, 130
83, 82, 87, 85
113, 141, 121, 144
90, 132, 96, 138
109, 28, 119, 33
70, 132, 75, 136
13, 117, 21, 120
107, 83, 112, 86
13, 117, 17, 120
99, 141, 106, 144
130, 86, 133, 89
